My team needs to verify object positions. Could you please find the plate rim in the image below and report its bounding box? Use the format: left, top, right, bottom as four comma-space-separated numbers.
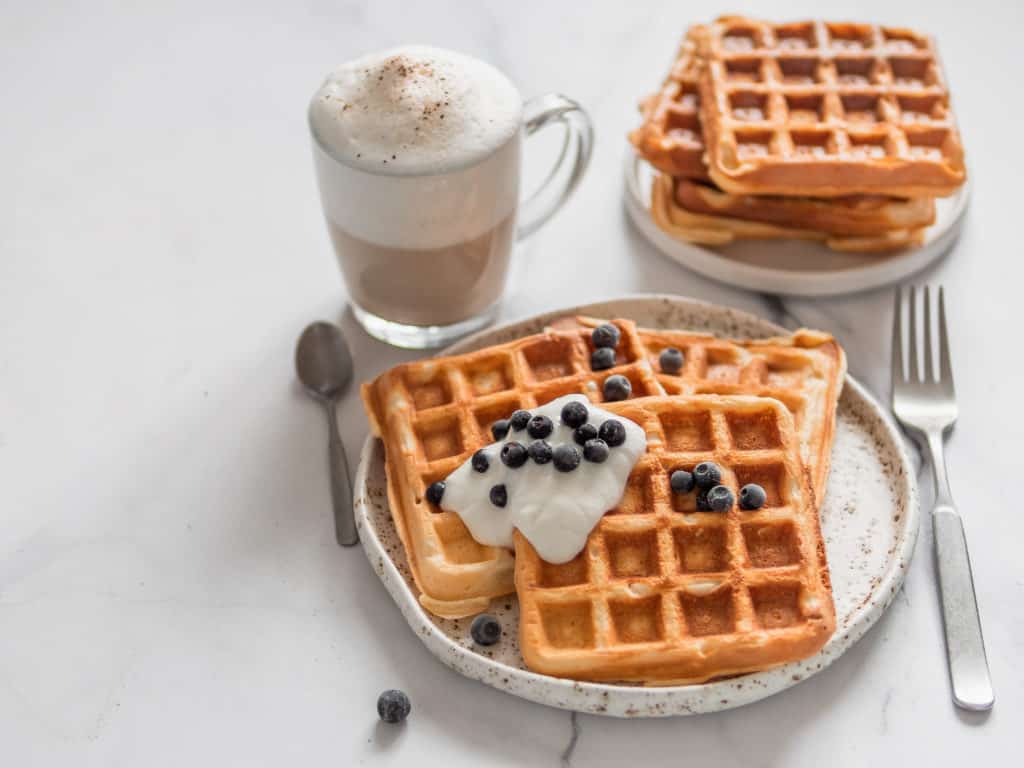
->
622, 152, 970, 297
353, 295, 921, 716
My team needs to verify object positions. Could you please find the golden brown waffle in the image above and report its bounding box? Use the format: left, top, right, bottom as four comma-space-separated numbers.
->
651, 173, 927, 253
697, 17, 966, 197
362, 318, 845, 618
674, 177, 935, 235
629, 27, 710, 180
515, 395, 835, 684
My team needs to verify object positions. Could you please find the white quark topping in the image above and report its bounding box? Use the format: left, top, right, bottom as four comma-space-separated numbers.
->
441, 395, 647, 564
309, 45, 522, 175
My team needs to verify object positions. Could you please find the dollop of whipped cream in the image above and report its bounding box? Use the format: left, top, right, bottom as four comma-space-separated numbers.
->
441, 395, 647, 563
309, 45, 522, 175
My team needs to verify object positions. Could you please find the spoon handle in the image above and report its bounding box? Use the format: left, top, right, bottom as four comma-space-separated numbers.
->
326, 399, 358, 546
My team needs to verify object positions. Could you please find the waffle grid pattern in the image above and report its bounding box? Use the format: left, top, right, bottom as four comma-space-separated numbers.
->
361, 318, 843, 617
699, 18, 965, 195
516, 397, 834, 683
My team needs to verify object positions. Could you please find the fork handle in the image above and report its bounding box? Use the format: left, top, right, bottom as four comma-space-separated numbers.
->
933, 504, 993, 710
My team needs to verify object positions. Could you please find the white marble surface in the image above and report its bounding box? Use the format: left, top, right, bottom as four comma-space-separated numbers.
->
1, 1, 1020, 765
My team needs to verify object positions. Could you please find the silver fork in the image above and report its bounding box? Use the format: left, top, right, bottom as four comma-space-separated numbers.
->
891, 285, 993, 711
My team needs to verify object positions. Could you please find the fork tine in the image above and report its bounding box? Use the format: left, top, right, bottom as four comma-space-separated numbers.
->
923, 285, 934, 381
938, 285, 955, 394
892, 288, 904, 384
908, 286, 920, 382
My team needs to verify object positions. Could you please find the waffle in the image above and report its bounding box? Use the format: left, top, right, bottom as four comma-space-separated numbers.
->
697, 17, 966, 197
629, 27, 710, 180
629, 22, 940, 246
674, 177, 935, 235
651, 173, 927, 253
515, 395, 835, 684
362, 317, 845, 617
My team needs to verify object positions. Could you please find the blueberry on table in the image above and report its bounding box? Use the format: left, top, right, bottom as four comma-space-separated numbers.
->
377, 690, 411, 724
561, 400, 589, 428
573, 423, 598, 446
489, 484, 508, 507
471, 450, 490, 473
527, 414, 554, 439
528, 440, 553, 464
669, 470, 694, 494
740, 483, 767, 510
598, 419, 626, 447
659, 347, 684, 374
425, 481, 445, 506
491, 419, 510, 441
509, 409, 531, 432
591, 323, 621, 349
706, 485, 734, 512
553, 444, 582, 472
693, 461, 722, 489
500, 441, 528, 468
591, 347, 616, 371
583, 438, 610, 463
603, 374, 632, 401
470, 614, 502, 646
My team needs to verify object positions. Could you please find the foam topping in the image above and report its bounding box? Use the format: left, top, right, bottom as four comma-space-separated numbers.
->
309, 45, 522, 176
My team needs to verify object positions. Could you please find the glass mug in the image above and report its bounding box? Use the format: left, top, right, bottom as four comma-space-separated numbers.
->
309, 52, 592, 349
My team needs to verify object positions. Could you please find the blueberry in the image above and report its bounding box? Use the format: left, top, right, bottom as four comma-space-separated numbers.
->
470, 613, 502, 646
603, 374, 632, 401
659, 347, 684, 374
489, 484, 508, 507
598, 419, 626, 447
583, 438, 610, 463
528, 440, 553, 464
693, 461, 722, 489
471, 450, 489, 473
573, 423, 598, 446
560, 400, 589, 428
491, 419, 510, 441
696, 488, 711, 511
553, 444, 581, 472
591, 347, 616, 371
591, 323, 621, 349
669, 470, 694, 494
425, 481, 445, 505
527, 414, 554, 439
500, 441, 528, 468
377, 689, 411, 724
740, 483, 767, 510
509, 410, 531, 432
706, 485, 734, 512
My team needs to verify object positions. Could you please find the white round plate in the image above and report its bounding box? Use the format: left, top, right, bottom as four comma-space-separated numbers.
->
623, 153, 969, 297
354, 296, 920, 716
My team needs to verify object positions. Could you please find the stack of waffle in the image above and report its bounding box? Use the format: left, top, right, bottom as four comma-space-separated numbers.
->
362, 317, 847, 683
629, 16, 966, 253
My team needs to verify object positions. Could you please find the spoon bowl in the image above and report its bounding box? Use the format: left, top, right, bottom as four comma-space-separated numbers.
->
296, 321, 354, 400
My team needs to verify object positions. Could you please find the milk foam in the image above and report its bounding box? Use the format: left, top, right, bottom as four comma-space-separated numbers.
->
310, 46, 522, 176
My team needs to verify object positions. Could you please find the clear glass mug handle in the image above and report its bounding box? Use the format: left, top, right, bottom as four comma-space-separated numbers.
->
516, 94, 594, 240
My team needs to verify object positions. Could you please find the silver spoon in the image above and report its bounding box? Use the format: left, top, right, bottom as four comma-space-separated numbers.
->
295, 321, 358, 546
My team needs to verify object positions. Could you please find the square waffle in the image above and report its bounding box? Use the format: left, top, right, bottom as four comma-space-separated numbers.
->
362, 318, 844, 617
650, 173, 928, 253
697, 16, 966, 197
629, 27, 710, 181
515, 395, 835, 684
629, 23, 938, 247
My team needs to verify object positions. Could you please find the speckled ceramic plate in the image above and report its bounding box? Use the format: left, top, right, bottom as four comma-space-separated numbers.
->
354, 296, 920, 716
623, 153, 969, 297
